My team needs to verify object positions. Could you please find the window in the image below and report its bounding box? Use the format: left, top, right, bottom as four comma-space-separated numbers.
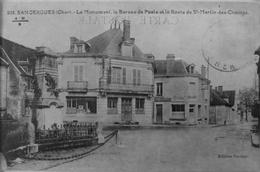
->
107, 97, 118, 114
111, 67, 121, 84
66, 97, 97, 114
74, 65, 84, 81
190, 66, 194, 73
172, 104, 185, 112
78, 45, 83, 53
156, 83, 163, 96
122, 68, 126, 84
136, 98, 145, 114
189, 104, 195, 113
171, 104, 185, 120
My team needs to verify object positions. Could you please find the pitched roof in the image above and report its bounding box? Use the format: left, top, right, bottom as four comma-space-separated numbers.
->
0, 37, 38, 76
0, 36, 37, 61
0, 47, 27, 75
154, 59, 190, 75
210, 89, 230, 106
64, 28, 145, 59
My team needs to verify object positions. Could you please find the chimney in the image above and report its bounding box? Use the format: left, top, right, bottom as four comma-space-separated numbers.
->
218, 86, 223, 93
201, 65, 206, 78
166, 54, 175, 61
166, 54, 175, 74
123, 20, 130, 41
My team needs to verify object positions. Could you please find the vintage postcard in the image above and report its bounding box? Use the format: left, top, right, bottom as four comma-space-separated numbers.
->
0, 0, 260, 172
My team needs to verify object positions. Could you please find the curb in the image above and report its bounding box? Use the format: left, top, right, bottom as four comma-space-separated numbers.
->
103, 123, 230, 130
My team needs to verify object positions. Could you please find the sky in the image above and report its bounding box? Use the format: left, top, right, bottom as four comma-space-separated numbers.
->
1, 0, 260, 91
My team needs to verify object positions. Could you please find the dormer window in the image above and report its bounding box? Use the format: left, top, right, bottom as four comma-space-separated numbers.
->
187, 64, 195, 74
190, 66, 194, 73
78, 44, 83, 53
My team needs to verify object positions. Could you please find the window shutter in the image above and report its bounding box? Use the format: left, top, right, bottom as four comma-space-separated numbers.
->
133, 69, 136, 85
117, 68, 121, 83
79, 65, 83, 81
74, 65, 79, 81
137, 70, 141, 85
123, 68, 126, 84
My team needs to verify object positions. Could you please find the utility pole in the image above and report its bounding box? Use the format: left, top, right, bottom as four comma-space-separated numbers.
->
254, 47, 260, 130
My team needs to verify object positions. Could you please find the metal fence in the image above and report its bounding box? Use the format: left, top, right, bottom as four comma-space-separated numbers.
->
35, 122, 98, 148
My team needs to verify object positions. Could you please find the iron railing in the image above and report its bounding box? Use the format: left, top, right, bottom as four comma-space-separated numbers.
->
36, 122, 97, 145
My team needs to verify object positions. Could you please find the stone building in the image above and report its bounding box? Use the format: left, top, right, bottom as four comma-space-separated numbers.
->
58, 20, 154, 125
209, 86, 236, 125
154, 55, 210, 124
0, 37, 36, 120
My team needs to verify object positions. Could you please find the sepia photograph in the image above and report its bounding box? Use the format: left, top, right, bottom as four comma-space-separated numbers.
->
0, 0, 260, 171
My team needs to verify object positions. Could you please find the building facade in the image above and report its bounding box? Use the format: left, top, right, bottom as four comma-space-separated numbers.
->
58, 20, 154, 125
154, 55, 210, 124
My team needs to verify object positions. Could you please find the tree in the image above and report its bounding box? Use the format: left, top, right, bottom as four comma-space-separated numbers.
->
238, 88, 257, 121
45, 73, 59, 98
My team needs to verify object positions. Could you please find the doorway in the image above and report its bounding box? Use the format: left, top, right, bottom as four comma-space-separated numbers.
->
156, 104, 163, 123
121, 98, 132, 122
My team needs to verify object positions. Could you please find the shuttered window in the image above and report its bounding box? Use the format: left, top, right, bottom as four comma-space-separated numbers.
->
74, 65, 84, 81
111, 67, 121, 84
133, 69, 136, 85
137, 70, 141, 85
123, 68, 126, 84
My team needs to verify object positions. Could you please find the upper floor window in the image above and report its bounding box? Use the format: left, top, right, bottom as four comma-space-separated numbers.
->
111, 67, 121, 84
74, 65, 84, 81
133, 69, 141, 85
156, 82, 163, 96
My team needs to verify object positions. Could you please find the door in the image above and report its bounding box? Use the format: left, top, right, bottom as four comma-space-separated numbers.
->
156, 104, 163, 123
121, 98, 132, 122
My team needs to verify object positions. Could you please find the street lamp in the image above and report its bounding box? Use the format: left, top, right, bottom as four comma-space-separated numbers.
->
254, 46, 260, 130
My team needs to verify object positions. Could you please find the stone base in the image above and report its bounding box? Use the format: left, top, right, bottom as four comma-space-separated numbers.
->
251, 133, 260, 148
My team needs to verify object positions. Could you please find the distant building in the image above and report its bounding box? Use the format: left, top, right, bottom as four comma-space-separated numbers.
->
58, 20, 154, 125
209, 86, 236, 124
154, 55, 210, 124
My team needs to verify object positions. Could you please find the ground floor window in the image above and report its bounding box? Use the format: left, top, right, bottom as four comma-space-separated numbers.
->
171, 104, 185, 120
66, 97, 96, 114
136, 98, 145, 114
107, 97, 118, 114
172, 104, 185, 112
189, 104, 195, 113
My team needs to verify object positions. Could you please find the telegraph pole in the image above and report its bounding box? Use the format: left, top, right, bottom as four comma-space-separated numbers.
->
254, 47, 260, 130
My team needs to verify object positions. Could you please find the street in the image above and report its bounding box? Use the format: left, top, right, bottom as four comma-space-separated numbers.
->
45, 122, 259, 172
